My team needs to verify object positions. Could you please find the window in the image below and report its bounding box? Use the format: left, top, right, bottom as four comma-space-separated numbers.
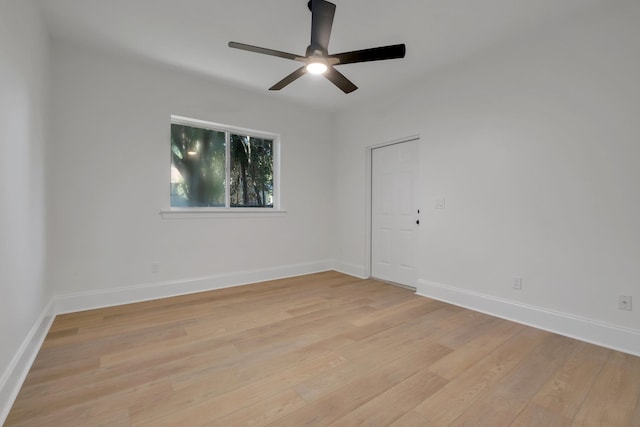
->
169, 116, 279, 211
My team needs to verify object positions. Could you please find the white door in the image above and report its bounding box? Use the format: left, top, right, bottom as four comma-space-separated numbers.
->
371, 139, 420, 287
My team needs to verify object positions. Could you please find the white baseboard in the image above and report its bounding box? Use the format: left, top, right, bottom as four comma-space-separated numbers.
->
331, 260, 367, 279
54, 260, 335, 314
0, 300, 56, 425
417, 279, 640, 357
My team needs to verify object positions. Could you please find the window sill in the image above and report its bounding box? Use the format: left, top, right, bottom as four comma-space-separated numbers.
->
160, 208, 288, 219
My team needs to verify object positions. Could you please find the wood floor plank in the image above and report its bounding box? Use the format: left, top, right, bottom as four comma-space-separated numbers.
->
128, 334, 354, 424
6, 271, 640, 426
135, 351, 345, 426
8, 377, 171, 426
350, 296, 434, 326
272, 341, 447, 426
571, 350, 640, 426
387, 410, 432, 427
206, 388, 307, 427
530, 340, 611, 420
632, 400, 640, 427
449, 333, 576, 427
429, 318, 525, 380
30, 321, 189, 370
414, 327, 548, 425
294, 335, 450, 403
19, 356, 101, 387
327, 368, 447, 426
436, 310, 502, 349
510, 403, 573, 426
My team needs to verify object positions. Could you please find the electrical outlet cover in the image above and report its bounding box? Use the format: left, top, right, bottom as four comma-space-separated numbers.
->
512, 277, 523, 290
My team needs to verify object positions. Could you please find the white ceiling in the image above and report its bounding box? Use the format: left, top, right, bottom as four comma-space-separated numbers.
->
37, 0, 608, 110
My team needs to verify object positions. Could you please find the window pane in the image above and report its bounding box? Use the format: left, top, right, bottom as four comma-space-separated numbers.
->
230, 134, 274, 208
171, 124, 226, 207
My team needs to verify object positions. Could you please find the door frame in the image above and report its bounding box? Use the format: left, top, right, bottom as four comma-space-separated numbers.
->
365, 134, 421, 279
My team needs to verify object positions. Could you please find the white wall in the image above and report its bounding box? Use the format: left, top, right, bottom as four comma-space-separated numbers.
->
334, 1, 640, 350
47, 42, 336, 304
0, 0, 51, 413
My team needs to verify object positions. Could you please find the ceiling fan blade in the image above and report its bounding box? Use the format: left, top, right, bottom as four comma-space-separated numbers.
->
229, 41, 304, 61
310, 0, 336, 53
325, 67, 358, 93
330, 44, 406, 65
269, 66, 308, 91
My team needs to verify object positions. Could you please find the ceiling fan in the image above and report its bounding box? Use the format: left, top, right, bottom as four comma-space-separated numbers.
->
228, 0, 406, 94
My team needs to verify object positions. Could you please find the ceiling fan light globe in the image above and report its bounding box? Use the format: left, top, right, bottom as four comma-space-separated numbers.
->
306, 62, 328, 75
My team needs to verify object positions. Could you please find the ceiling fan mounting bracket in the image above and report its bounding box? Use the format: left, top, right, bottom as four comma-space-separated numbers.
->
306, 46, 327, 57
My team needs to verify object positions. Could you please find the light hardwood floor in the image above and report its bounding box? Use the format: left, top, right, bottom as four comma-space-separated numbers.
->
6, 271, 640, 426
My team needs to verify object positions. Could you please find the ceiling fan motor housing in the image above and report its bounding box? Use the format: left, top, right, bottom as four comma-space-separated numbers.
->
306, 46, 327, 57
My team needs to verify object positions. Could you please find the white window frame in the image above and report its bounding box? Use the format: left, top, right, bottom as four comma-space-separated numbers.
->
161, 115, 284, 219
